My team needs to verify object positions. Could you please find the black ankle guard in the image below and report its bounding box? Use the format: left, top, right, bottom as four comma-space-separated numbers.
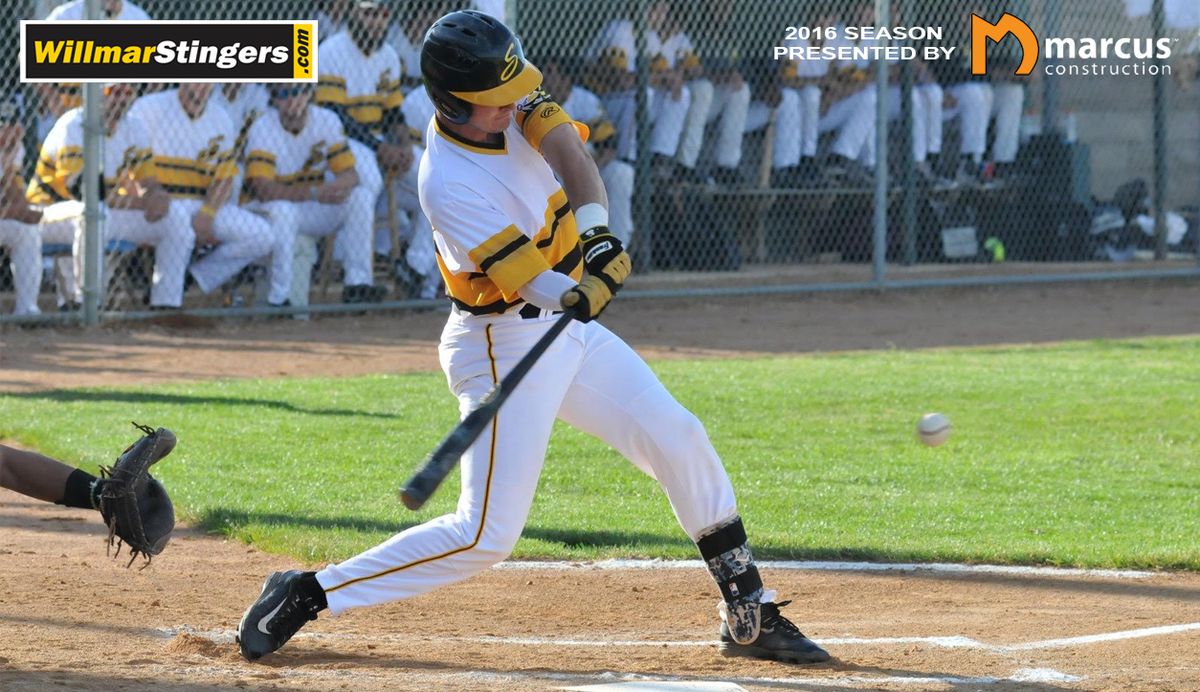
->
697, 517, 764, 603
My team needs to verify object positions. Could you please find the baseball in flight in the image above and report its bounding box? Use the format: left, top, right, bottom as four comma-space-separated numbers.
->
917, 413, 951, 447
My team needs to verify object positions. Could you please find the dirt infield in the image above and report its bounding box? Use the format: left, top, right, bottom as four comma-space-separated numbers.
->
2, 277, 1200, 690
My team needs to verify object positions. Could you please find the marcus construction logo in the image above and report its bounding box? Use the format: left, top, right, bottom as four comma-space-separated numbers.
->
971, 13, 1038, 76
970, 12, 1176, 77
20, 20, 317, 83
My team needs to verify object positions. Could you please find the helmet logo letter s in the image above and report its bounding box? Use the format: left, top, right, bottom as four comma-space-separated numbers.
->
500, 43, 519, 82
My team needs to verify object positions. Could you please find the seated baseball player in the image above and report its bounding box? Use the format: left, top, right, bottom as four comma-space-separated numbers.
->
237, 10, 832, 668
27, 84, 193, 310
316, 0, 406, 303
128, 84, 294, 307
243, 83, 374, 310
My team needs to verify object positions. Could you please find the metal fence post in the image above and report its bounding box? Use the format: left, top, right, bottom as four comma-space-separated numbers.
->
1151, 0, 1167, 260
633, 0, 652, 272
80, 0, 103, 326
872, 0, 890, 284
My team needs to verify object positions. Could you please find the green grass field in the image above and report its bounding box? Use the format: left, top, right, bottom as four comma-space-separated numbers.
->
3, 336, 1197, 569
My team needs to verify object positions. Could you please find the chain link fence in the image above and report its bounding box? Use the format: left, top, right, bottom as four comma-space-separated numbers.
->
1, 0, 1198, 323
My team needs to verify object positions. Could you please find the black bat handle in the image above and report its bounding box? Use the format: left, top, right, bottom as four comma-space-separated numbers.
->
399, 311, 575, 510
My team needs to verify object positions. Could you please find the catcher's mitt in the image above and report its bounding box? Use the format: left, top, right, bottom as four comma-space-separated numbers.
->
98, 422, 176, 568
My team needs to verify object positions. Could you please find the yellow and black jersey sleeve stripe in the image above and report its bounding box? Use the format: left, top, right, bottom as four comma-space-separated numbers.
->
316, 74, 348, 105
442, 188, 583, 312
467, 224, 552, 301
346, 94, 385, 125
26, 146, 82, 204
326, 140, 355, 173
245, 149, 277, 180
154, 154, 233, 198
680, 51, 701, 71
278, 169, 325, 187
649, 53, 670, 72
515, 97, 589, 151
384, 78, 403, 111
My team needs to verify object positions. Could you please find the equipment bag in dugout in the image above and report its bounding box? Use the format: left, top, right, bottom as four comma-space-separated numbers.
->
98, 422, 177, 567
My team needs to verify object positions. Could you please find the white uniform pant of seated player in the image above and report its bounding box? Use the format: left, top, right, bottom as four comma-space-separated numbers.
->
34, 199, 197, 309
677, 78, 752, 171
339, 139, 441, 299
256, 187, 375, 309
316, 313, 738, 611
946, 82, 1023, 164
183, 198, 294, 306
0, 219, 41, 315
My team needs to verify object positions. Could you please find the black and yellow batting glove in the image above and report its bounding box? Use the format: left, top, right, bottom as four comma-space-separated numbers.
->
579, 225, 632, 295
561, 275, 614, 322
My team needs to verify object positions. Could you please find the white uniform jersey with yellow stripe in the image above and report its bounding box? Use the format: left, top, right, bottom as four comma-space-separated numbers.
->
316, 31, 403, 131
418, 91, 586, 315
27, 106, 154, 205
244, 105, 355, 194
127, 90, 238, 200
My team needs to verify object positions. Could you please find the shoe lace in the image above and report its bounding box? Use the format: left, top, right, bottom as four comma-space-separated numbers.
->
762, 600, 806, 637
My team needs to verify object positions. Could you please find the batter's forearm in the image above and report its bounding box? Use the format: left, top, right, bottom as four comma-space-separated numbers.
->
541, 124, 608, 211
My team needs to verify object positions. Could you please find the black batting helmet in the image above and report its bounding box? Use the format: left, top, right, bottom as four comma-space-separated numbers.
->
421, 10, 542, 124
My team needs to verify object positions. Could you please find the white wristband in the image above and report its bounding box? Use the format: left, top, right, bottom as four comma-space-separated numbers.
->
574, 203, 608, 232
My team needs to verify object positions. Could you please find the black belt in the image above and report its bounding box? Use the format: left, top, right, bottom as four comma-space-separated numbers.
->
517, 303, 562, 320
452, 302, 560, 320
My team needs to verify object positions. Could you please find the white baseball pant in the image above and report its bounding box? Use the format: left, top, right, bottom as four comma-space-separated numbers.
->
380, 145, 440, 299
677, 78, 751, 170
0, 219, 41, 315
772, 85, 821, 169
602, 85, 691, 161
38, 201, 86, 307
259, 186, 375, 307
947, 82, 1024, 163
184, 200, 293, 305
106, 204, 196, 308
819, 86, 876, 163
600, 158, 635, 246
316, 313, 739, 612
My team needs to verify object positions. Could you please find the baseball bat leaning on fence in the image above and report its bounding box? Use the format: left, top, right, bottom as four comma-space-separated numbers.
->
399, 309, 576, 510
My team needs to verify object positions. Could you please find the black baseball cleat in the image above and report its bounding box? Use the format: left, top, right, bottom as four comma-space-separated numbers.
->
718, 600, 831, 664
236, 570, 324, 661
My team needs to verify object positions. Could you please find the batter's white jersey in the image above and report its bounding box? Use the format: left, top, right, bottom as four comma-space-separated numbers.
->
418, 92, 585, 313
45, 0, 150, 20
244, 106, 355, 192
317, 31, 403, 132
128, 90, 238, 199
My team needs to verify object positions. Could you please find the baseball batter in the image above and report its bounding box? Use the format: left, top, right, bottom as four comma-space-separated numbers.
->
238, 11, 830, 667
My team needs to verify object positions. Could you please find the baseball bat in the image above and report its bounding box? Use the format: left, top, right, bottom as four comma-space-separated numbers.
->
399, 310, 576, 510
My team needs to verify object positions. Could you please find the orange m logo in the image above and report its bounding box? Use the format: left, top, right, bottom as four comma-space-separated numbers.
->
971, 13, 1038, 76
